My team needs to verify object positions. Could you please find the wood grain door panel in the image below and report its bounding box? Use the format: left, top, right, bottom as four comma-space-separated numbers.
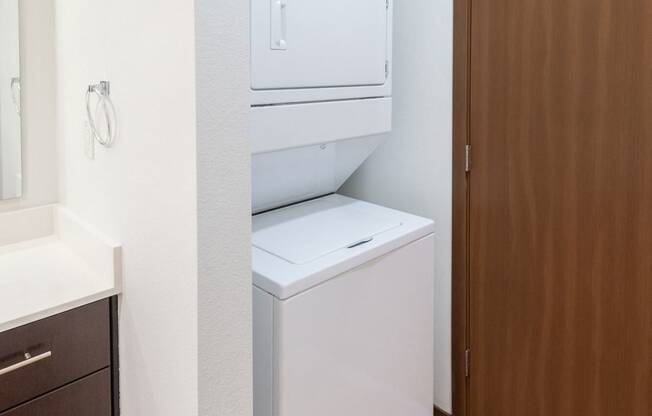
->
469, 0, 652, 415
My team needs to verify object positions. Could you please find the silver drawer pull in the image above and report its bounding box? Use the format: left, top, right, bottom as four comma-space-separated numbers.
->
0, 351, 52, 376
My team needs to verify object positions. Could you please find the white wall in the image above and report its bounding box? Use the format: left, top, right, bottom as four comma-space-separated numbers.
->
195, 0, 253, 415
55, 1, 252, 414
340, 0, 453, 412
0, 0, 57, 212
56, 1, 199, 413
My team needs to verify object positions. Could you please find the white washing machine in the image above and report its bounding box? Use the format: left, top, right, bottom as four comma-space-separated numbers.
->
253, 194, 434, 416
250, 0, 434, 414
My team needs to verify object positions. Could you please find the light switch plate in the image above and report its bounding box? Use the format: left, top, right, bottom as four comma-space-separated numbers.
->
83, 120, 95, 160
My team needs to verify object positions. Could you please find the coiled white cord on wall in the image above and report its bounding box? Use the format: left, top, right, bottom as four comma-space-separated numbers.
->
86, 81, 117, 148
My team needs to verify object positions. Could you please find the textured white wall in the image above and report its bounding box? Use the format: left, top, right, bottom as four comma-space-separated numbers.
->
195, 0, 252, 415
55, 1, 200, 414
55, 1, 253, 414
0, 0, 57, 212
340, 0, 453, 412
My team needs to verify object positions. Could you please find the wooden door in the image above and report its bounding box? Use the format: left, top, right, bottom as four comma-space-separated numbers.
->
468, 0, 652, 415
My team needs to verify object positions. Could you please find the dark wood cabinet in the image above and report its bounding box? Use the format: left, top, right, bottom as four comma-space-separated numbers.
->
0, 299, 118, 415
1, 369, 112, 416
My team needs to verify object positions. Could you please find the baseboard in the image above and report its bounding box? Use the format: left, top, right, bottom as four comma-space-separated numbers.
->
434, 405, 452, 416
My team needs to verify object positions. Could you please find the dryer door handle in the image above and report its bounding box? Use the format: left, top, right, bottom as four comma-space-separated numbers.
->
271, 0, 288, 50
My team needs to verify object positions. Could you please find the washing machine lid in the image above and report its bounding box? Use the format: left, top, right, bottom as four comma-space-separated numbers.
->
253, 195, 401, 265
252, 194, 435, 300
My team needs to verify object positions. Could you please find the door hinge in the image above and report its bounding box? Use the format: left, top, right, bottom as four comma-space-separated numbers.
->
385, 60, 389, 79
465, 349, 471, 377
465, 144, 472, 172
386, 0, 389, 10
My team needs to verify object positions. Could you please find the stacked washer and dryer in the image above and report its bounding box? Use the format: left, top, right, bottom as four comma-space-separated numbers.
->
250, 1, 434, 415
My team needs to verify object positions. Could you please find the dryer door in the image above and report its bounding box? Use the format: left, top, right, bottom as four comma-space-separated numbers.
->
251, 0, 390, 90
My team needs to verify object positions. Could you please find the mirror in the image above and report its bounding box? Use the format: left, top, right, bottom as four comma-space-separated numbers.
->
0, 0, 22, 200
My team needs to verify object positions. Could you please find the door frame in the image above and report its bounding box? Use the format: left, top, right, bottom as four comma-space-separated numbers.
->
452, 0, 471, 414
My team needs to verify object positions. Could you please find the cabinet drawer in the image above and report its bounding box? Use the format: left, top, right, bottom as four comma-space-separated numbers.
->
0, 300, 110, 412
0, 368, 111, 416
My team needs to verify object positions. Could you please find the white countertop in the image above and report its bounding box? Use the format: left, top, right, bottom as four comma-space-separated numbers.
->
0, 206, 122, 332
